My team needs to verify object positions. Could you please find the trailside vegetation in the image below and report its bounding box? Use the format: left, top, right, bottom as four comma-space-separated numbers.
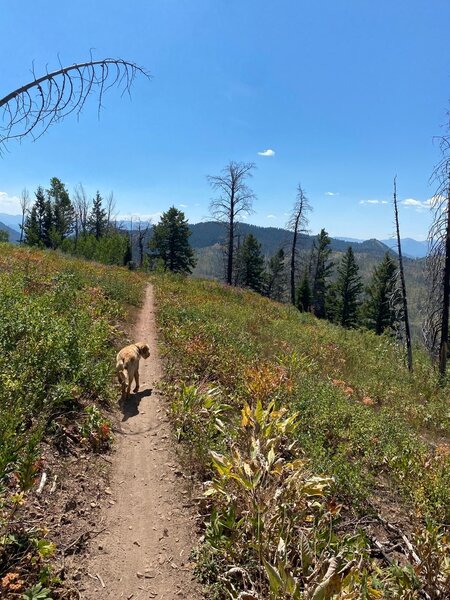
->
0, 245, 147, 597
155, 274, 450, 600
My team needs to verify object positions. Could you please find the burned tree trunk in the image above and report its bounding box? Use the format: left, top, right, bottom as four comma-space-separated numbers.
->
438, 182, 450, 375
393, 176, 413, 371
287, 184, 311, 305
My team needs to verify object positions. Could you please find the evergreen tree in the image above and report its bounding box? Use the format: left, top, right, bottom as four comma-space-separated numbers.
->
88, 192, 108, 240
265, 248, 286, 300
0, 230, 8, 242
296, 271, 312, 312
311, 229, 333, 318
149, 207, 196, 274
236, 234, 265, 292
123, 236, 133, 266
23, 187, 52, 247
363, 253, 399, 334
333, 246, 363, 328
47, 177, 74, 246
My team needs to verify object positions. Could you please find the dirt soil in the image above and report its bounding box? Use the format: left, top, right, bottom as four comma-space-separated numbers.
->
79, 284, 201, 599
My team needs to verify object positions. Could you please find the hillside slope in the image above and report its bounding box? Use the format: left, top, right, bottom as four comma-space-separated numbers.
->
154, 274, 450, 599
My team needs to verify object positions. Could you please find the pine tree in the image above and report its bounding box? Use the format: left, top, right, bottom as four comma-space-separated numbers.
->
236, 234, 265, 292
23, 187, 52, 247
265, 248, 286, 300
47, 177, 74, 246
123, 236, 133, 266
149, 207, 196, 274
311, 229, 333, 319
363, 253, 399, 334
296, 271, 312, 312
333, 246, 363, 328
88, 192, 108, 240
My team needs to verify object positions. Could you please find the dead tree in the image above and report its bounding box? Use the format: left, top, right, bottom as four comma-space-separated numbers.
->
0, 58, 149, 151
105, 191, 118, 234
208, 161, 256, 285
287, 183, 311, 305
19, 188, 30, 243
424, 178, 450, 375
72, 183, 90, 246
136, 218, 151, 267
393, 176, 413, 371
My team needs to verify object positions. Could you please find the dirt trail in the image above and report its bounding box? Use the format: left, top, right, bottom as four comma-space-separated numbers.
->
82, 284, 200, 599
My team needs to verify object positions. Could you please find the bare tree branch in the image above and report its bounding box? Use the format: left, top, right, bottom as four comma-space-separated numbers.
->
0, 58, 150, 152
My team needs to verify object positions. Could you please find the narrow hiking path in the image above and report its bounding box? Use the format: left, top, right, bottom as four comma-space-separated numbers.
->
81, 284, 200, 599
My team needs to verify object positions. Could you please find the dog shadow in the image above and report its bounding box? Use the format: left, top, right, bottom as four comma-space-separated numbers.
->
120, 388, 153, 422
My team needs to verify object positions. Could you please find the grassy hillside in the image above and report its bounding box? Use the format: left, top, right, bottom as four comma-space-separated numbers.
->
0, 244, 147, 596
154, 274, 450, 599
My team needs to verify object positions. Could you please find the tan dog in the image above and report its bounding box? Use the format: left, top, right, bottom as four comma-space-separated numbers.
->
116, 342, 150, 401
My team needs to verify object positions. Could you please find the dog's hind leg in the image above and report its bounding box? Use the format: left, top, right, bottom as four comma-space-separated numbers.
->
133, 369, 140, 393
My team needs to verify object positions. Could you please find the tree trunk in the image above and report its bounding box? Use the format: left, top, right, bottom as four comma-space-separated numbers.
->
393, 177, 413, 371
290, 216, 299, 305
227, 198, 235, 285
438, 178, 450, 376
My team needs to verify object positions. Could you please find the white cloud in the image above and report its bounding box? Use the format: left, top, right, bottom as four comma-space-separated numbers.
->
178, 203, 188, 208
116, 212, 162, 222
402, 198, 422, 207
257, 148, 275, 157
0, 191, 21, 214
325, 191, 339, 196
266, 214, 277, 219
401, 198, 434, 211
359, 199, 389, 205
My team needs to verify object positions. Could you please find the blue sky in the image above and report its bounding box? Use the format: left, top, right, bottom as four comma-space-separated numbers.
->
0, 0, 449, 240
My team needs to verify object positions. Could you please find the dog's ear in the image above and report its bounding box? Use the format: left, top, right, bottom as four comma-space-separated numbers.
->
141, 344, 150, 359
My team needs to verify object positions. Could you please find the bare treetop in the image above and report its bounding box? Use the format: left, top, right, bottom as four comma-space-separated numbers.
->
207, 161, 256, 285
287, 183, 311, 232
0, 58, 150, 151
208, 161, 256, 222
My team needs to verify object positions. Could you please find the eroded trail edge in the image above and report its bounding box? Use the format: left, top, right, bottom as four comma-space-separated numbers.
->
82, 284, 200, 599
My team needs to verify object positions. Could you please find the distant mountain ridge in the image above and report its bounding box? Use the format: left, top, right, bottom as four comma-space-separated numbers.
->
0, 221, 20, 242
0, 213, 21, 230
188, 221, 394, 258
0, 212, 428, 258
